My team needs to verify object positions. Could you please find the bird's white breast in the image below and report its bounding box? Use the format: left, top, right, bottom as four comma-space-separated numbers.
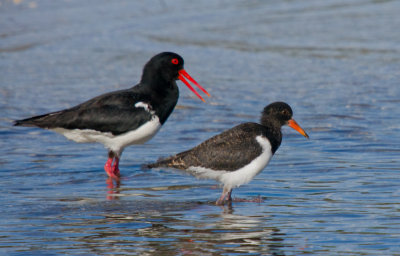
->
51, 115, 161, 156
188, 136, 273, 190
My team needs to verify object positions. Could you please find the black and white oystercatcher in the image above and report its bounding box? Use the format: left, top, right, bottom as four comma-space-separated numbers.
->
146, 102, 308, 205
14, 52, 210, 180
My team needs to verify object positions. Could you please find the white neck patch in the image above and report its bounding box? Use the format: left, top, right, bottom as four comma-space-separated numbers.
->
135, 102, 155, 115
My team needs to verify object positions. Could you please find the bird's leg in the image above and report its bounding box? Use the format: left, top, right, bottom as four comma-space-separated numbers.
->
104, 152, 120, 180
216, 193, 226, 205
226, 189, 233, 202
216, 187, 232, 205
104, 156, 114, 177
112, 157, 120, 177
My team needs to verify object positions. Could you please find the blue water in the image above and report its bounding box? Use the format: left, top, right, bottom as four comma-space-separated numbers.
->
1, 0, 400, 255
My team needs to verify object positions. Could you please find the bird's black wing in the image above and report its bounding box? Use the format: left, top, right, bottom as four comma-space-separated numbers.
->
14, 88, 155, 135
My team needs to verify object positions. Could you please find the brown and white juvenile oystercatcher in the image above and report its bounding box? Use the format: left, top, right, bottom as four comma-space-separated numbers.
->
146, 102, 308, 205
14, 52, 210, 180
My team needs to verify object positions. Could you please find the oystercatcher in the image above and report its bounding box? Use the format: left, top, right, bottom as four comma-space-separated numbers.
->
14, 52, 210, 180
146, 102, 308, 205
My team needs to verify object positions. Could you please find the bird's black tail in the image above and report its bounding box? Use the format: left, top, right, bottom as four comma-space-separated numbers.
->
14, 111, 62, 128
13, 116, 42, 127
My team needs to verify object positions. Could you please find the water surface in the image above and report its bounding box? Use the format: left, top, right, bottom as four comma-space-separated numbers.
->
1, 0, 400, 255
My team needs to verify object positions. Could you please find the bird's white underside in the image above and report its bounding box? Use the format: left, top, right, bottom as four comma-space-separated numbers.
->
51, 115, 161, 156
187, 135, 273, 191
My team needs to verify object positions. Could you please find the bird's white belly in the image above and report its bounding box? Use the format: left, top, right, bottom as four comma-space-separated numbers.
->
51, 116, 161, 155
188, 136, 273, 190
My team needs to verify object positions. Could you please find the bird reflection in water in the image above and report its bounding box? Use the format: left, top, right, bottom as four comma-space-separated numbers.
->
211, 207, 284, 255
171, 204, 286, 255
106, 178, 120, 200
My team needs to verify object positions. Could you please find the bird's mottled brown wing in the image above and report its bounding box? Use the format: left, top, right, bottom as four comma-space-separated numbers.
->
149, 122, 270, 171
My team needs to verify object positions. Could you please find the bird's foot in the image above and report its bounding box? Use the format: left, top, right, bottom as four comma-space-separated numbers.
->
108, 168, 120, 180
215, 189, 233, 205
105, 167, 120, 180
112, 167, 120, 177
216, 198, 225, 206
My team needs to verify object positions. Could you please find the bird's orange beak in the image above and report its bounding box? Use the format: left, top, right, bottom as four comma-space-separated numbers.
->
288, 119, 309, 139
178, 69, 210, 102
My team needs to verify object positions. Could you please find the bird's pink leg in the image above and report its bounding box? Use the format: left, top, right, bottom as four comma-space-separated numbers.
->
104, 152, 120, 180
112, 157, 120, 177
216, 188, 232, 205
104, 157, 114, 177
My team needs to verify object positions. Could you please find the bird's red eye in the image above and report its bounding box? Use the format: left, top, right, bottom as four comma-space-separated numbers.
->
171, 58, 179, 65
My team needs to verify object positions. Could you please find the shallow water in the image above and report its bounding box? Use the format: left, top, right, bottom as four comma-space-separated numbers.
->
1, 0, 400, 255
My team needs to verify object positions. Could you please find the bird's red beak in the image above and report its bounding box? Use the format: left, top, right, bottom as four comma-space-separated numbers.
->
288, 119, 309, 139
178, 69, 210, 102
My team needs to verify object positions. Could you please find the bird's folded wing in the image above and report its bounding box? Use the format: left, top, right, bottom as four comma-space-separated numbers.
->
175, 123, 266, 171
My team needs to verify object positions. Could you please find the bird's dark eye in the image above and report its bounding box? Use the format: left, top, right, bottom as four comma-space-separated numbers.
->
171, 58, 179, 65
282, 110, 289, 116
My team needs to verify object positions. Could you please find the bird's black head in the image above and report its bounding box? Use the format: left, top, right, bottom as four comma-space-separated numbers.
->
141, 52, 184, 83
140, 52, 210, 102
261, 101, 309, 138
261, 102, 293, 125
